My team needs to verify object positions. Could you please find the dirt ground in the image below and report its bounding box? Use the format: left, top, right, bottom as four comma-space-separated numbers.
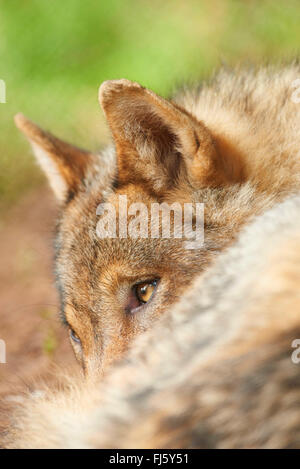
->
0, 187, 76, 430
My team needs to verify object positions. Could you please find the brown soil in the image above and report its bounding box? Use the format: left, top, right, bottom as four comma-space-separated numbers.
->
0, 187, 76, 431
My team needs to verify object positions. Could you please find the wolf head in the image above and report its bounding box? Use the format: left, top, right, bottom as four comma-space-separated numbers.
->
15, 79, 248, 375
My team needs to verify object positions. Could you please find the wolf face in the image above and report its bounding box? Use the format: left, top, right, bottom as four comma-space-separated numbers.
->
5, 195, 300, 449
15, 69, 300, 374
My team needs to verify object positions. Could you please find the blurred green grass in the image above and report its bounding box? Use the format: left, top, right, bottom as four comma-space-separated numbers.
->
0, 0, 300, 209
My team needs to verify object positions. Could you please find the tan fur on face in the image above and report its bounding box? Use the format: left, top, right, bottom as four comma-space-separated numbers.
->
14, 64, 300, 375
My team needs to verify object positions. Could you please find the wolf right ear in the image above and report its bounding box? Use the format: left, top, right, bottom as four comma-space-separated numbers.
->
99, 79, 237, 193
14, 113, 98, 202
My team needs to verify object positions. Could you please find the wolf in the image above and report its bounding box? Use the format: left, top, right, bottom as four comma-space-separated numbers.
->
4, 194, 300, 448
12, 64, 300, 377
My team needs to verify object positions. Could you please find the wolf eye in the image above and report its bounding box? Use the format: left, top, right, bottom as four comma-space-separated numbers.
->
135, 280, 158, 304
70, 328, 81, 344
125, 279, 159, 314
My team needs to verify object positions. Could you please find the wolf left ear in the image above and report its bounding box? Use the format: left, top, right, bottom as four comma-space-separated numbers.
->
14, 113, 97, 202
99, 79, 232, 192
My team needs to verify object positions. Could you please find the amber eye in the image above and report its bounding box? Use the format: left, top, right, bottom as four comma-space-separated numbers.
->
70, 328, 81, 344
135, 280, 158, 304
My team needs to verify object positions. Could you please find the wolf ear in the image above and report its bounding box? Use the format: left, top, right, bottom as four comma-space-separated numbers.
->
14, 113, 97, 202
99, 79, 230, 192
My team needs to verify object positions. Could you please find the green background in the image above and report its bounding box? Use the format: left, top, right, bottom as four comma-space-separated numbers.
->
1, 0, 300, 209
